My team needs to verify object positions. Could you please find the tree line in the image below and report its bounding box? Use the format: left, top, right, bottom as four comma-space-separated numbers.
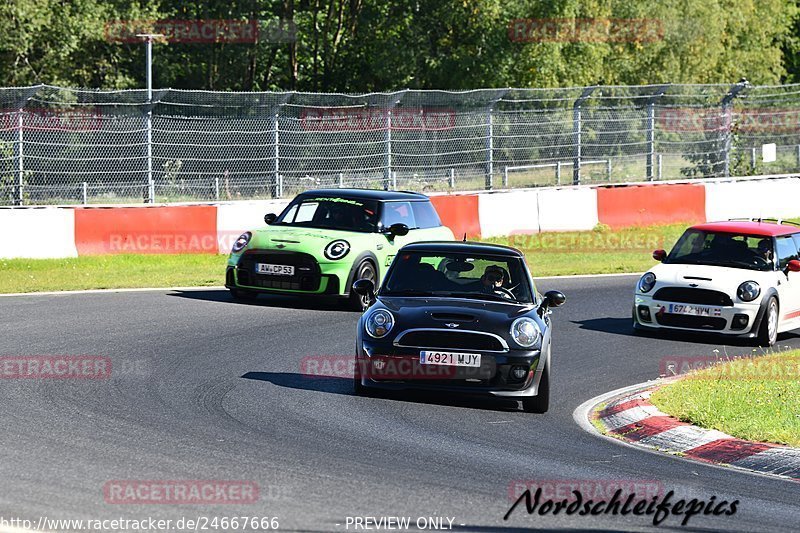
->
1, 0, 799, 92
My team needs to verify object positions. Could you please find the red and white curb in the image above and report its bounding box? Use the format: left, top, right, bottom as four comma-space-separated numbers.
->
574, 380, 800, 483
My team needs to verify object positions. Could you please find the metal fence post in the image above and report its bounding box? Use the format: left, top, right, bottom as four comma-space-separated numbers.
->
751, 147, 757, 170
556, 161, 561, 185
645, 86, 668, 181
606, 159, 612, 181
338, 173, 344, 188
573, 86, 596, 185
273, 113, 280, 197
486, 108, 494, 189
448, 168, 455, 188
214, 176, 220, 201
385, 110, 392, 188
502, 166, 508, 187
16, 108, 23, 205
721, 79, 748, 178
657, 154, 663, 180
82, 182, 88, 205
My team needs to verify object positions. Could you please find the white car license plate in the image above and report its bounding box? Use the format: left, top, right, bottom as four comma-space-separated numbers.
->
256, 263, 295, 276
419, 351, 481, 367
668, 303, 721, 317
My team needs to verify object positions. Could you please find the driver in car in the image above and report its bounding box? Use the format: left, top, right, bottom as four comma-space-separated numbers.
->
756, 238, 774, 264
472, 265, 513, 299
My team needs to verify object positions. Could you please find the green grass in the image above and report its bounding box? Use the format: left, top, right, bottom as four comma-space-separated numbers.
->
0, 223, 688, 293
650, 350, 800, 447
0, 255, 228, 294
487, 223, 688, 276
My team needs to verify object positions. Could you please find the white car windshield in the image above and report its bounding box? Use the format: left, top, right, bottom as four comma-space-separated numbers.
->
665, 229, 774, 271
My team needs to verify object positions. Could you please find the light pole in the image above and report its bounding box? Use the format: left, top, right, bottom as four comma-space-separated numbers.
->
137, 33, 163, 203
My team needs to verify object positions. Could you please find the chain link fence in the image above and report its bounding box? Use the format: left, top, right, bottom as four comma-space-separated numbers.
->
2, 82, 800, 206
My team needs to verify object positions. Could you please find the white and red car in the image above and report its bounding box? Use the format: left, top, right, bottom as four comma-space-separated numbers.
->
633, 220, 800, 346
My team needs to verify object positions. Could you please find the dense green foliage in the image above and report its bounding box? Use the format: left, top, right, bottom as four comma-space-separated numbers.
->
1, 0, 799, 91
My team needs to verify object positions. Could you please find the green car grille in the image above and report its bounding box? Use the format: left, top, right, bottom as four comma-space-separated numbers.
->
237, 251, 322, 291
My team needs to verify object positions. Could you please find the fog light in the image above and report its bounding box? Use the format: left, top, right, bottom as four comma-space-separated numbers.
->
731, 314, 749, 330
637, 305, 652, 323
510, 366, 528, 381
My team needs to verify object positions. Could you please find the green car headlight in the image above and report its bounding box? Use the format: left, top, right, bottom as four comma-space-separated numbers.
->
231, 232, 251, 253
324, 239, 350, 260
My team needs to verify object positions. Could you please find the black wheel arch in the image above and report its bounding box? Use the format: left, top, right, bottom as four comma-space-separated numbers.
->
344, 251, 380, 296
748, 287, 779, 335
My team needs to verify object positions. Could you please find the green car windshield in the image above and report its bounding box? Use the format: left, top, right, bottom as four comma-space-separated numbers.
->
382, 251, 534, 304
275, 197, 379, 232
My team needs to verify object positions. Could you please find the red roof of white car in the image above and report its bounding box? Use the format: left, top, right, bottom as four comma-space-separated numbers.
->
691, 221, 800, 237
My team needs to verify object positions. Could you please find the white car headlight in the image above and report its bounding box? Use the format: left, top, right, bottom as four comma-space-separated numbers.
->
737, 281, 761, 302
510, 317, 542, 348
638, 272, 656, 293
365, 309, 394, 338
324, 239, 350, 260
231, 232, 251, 253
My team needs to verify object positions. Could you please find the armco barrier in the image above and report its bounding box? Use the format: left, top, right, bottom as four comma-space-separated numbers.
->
537, 187, 598, 232
429, 194, 481, 239
0, 208, 78, 258
596, 183, 706, 228
216, 200, 290, 253
477, 190, 539, 238
704, 177, 800, 222
3, 176, 800, 259
74, 205, 218, 255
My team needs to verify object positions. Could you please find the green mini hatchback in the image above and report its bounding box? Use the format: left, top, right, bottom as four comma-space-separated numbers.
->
225, 189, 455, 309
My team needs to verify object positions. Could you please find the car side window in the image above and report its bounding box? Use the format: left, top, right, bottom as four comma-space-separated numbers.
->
775, 236, 799, 270
410, 201, 442, 229
793, 234, 800, 256
382, 201, 417, 229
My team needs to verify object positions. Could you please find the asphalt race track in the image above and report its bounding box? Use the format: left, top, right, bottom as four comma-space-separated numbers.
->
1, 275, 798, 532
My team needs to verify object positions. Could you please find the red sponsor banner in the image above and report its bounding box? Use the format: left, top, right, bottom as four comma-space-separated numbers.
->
74, 206, 218, 255
0, 356, 111, 379
0, 108, 103, 132
300, 107, 456, 132
105, 19, 260, 44
508, 18, 663, 43
301, 355, 459, 380
508, 479, 664, 502
660, 355, 800, 380
103, 480, 259, 504
659, 108, 800, 133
